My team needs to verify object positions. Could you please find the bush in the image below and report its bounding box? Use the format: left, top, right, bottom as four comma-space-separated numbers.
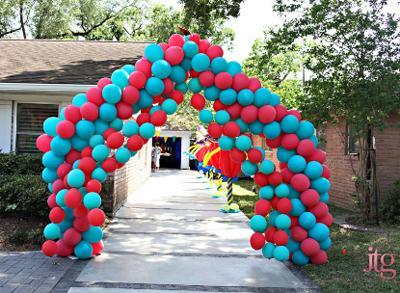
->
0, 153, 42, 175
380, 180, 400, 224
0, 174, 48, 219
8, 226, 45, 245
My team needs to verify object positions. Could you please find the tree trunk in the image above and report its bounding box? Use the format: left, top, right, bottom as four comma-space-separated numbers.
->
19, 2, 27, 39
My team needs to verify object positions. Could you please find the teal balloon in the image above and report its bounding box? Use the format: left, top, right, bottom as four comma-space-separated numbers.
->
175, 82, 188, 93
250, 215, 268, 232
48, 183, 53, 193
311, 177, 331, 194
42, 168, 58, 183
138, 90, 154, 109
199, 109, 213, 124
92, 167, 107, 182
110, 118, 123, 131
263, 121, 281, 139
241, 160, 258, 175
260, 160, 275, 174
262, 243, 276, 258
218, 136, 234, 150
254, 146, 266, 160
288, 155, 307, 173
111, 69, 129, 89
44, 223, 60, 240
319, 237, 332, 251
161, 99, 178, 115
71, 136, 88, 151
149, 105, 161, 115
210, 57, 227, 74
67, 169, 85, 188
270, 93, 280, 106
122, 121, 139, 137
226, 61, 242, 76
296, 121, 315, 139
254, 88, 271, 107
144, 43, 164, 62
280, 115, 299, 133
103, 84, 122, 104
63, 207, 74, 221
219, 89, 237, 105
72, 93, 87, 107
277, 147, 296, 163
84, 192, 102, 210
275, 183, 290, 198
92, 144, 110, 162
249, 120, 264, 135
170, 66, 186, 83
89, 134, 104, 148
235, 118, 248, 133
145, 77, 164, 96
99, 103, 117, 122
43, 117, 60, 136
204, 86, 220, 101
309, 223, 330, 241
309, 135, 319, 147
273, 246, 289, 261
237, 89, 254, 106
94, 119, 109, 135
269, 210, 280, 226
275, 214, 291, 230
292, 250, 310, 265
151, 60, 172, 79
76, 120, 95, 140
191, 53, 210, 72
121, 64, 135, 74
56, 189, 67, 207
235, 135, 252, 151
57, 220, 72, 233
289, 198, 306, 216
183, 41, 199, 58
215, 110, 230, 125
288, 186, 300, 199
115, 147, 131, 163
83, 226, 103, 243
139, 122, 155, 139
259, 185, 274, 200
188, 78, 202, 93
74, 240, 93, 260
286, 238, 300, 253
72, 160, 80, 169
59, 108, 66, 120
42, 151, 63, 170
180, 58, 192, 71
304, 161, 323, 179
299, 212, 316, 229
320, 192, 329, 203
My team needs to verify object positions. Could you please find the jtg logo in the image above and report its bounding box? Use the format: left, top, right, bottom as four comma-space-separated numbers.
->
363, 247, 397, 279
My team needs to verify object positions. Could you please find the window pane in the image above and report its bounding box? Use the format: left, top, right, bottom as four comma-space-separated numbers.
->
17, 103, 59, 153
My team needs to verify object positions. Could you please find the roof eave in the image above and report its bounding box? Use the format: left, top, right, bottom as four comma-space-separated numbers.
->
0, 83, 94, 94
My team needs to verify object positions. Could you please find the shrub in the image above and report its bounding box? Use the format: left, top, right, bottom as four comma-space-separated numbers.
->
0, 153, 42, 175
380, 180, 400, 224
8, 226, 45, 245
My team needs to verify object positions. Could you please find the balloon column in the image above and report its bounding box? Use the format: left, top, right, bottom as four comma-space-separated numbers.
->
37, 32, 332, 265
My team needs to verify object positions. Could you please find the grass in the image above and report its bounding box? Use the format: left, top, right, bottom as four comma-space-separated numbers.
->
230, 179, 400, 292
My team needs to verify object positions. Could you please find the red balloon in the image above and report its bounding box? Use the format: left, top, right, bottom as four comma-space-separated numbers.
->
258, 105, 276, 124
127, 135, 144, 151
206, 45, 223, 60
290, 216, 299, 227
274, 230, 289, 245
213, 99, 226, 111
190, 93, 206, 110
57, 163, 72, 179
47, 193, 57, 209
92, 240, 104, 255
64, 105, 82, 123
208, 122, 223, 138
271, 196, 279, 210
308, 149, 326, 163
277, 198, 292, 214
301, 238, 320, 257
101, 157, 117, 173
199, 39, 211, 53
226, 103, 242, 120
290, 226, 308, 242
88, 208, 106, 226
269, 172, 283, 186
49, 207, 65, 223
97, 77, 112, 89
135, 58, 152, 77
87, 87, 104, 106
300, 189, 320, 208
248, 148, 263, 163
122, 86, 140, 105
214, 72, 232, 90
281, 168, 294, 184
250, 232, 265, 250
318, 212, 333, 226
163, 78, 174, 95
198, 71, 214, 87
52, 179, 64, 194
73, 216, 90, 232
254, 172, 269, 187
56, 239, 73, 257
232, 73, 249, 92
86, 179, 102, 193
81, 146, 92, 158
136, 113, 151, 126
291, 174, 311, 192
222, 121, 240, 138
265, 227, 276, 242
56, 120, 75, 138
310, 202, 329, 218
151, 110, 167, 126
297, 139, 316, 157
74, 204, 89, 218
36, 134, 52, 152
65, 188, 82, 209
63, 228, 82, 247
129, 71, 147, 89
78, 157, 97, 174
240, 105, 258, 124
189, 33, 201, 44
274, 105, 288, 122
248, 77, 262, 92
165, 46, 184, 65
311, 250, 328, 265
106, 132, 124, 149
190, 70, 199, 78
266, 136, 282, 148
42, 240, 58, 257
281, 134, 299, 150
65, 150, 81, 165
169, 90, 184, 104
288, 109, 302, 121
116, 102, 133, 119
229, 148, 246, 162
168, 34, 185, 47
254, 199, 271, 216
322, 165, 331, 179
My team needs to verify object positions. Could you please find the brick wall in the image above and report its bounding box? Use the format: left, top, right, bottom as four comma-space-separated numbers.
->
102, 140, 152, 216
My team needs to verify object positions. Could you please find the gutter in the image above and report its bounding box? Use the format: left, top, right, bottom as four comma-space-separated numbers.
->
0, 83, 94, 94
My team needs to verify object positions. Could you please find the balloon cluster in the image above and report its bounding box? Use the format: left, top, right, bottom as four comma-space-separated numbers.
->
37, 32, 331, 264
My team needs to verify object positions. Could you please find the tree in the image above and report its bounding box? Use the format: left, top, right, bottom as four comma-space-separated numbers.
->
0, 0, 35, 39
270, 0, 400, 222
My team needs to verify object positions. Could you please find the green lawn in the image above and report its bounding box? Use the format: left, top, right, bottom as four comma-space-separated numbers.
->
231, 179, 400, 292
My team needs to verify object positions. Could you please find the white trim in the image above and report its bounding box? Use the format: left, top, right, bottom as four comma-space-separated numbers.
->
0, 83, 94, 94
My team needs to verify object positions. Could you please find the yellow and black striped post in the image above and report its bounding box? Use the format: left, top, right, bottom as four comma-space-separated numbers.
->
226, 177, 233, 205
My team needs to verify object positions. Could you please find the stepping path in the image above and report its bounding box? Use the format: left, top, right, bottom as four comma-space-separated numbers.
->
68, 169, 319, 292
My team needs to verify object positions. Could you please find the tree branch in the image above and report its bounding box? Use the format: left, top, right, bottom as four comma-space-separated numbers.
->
0, 26, 21, 38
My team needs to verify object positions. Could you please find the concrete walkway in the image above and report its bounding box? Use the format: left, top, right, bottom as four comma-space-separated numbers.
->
68, 169, 318, 292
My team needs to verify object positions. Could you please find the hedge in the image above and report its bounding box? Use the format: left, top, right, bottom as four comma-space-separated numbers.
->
0, 153, 42, 175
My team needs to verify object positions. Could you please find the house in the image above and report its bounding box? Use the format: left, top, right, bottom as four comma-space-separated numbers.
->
0, 39, 152, 215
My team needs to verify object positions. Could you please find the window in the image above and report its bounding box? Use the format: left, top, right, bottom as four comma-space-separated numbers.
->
346, 123, 360, 154
16, 103, 59, 153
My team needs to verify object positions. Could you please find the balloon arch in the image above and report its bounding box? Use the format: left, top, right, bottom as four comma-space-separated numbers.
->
37, 32, 332, 265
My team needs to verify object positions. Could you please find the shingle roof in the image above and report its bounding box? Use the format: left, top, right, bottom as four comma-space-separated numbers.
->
0, 39, 149, 84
